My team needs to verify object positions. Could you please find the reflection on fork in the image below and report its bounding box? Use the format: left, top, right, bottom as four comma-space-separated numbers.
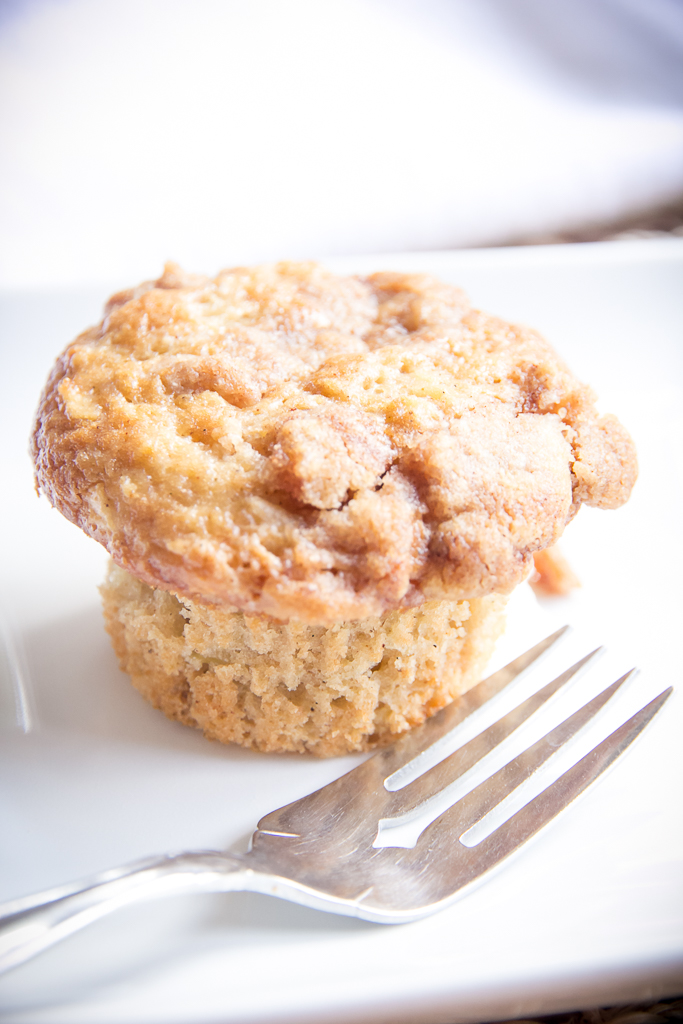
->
0, 627, 671, 974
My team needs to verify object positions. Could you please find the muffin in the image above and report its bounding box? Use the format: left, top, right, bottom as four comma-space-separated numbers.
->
32, 261, 637, 754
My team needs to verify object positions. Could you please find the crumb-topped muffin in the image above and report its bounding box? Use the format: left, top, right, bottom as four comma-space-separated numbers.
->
32, 261, 636, 753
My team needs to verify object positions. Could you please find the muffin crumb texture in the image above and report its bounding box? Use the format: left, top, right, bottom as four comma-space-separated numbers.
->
531, 545, 581, 597
101, 562, 506, 756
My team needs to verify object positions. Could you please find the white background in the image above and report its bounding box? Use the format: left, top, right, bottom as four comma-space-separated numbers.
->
1, 0, 683, 289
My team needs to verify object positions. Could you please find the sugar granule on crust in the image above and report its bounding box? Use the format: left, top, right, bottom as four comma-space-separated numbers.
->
32, 261, 637, 626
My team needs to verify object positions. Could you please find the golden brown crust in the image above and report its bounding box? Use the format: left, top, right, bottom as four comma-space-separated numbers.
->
33, 262, 637, 625
101, 562, 507, 756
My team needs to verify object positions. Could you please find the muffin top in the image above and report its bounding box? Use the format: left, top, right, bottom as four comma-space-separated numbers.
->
32, 261, 637, 624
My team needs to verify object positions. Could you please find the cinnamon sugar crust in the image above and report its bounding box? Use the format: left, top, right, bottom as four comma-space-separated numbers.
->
33, 262, 637, 625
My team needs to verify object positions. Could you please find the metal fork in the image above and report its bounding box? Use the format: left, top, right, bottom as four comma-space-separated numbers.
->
0, 627, 671, 974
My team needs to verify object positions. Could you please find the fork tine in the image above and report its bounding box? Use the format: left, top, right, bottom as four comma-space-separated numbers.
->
412, 686, 672, 900
255, 622, 573, 839
412, 669, 638, 851
373, 626, 571, 780
256, 627, 570, 838
382, 648, 602, 818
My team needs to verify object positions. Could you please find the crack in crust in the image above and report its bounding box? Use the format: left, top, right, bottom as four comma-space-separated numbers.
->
32, 261, 637, 625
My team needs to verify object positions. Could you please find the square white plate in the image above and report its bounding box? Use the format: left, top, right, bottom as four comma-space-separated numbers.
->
1, 240, 682, 1023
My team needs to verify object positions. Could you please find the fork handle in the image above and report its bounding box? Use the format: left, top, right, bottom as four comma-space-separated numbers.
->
0, 852, 252, 974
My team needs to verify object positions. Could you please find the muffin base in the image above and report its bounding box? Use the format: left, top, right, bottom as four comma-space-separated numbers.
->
101, 562, 507, 756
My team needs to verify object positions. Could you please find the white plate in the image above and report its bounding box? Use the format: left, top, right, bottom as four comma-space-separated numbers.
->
1, 240, 682, 1023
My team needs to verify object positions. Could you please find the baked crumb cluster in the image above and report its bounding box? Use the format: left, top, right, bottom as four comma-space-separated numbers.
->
102, 562, 506, 756
32, 262, 636, 625
33, 262, 636, 754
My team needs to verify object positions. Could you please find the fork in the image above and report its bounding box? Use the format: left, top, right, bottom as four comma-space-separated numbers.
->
0, 627, 671, 974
